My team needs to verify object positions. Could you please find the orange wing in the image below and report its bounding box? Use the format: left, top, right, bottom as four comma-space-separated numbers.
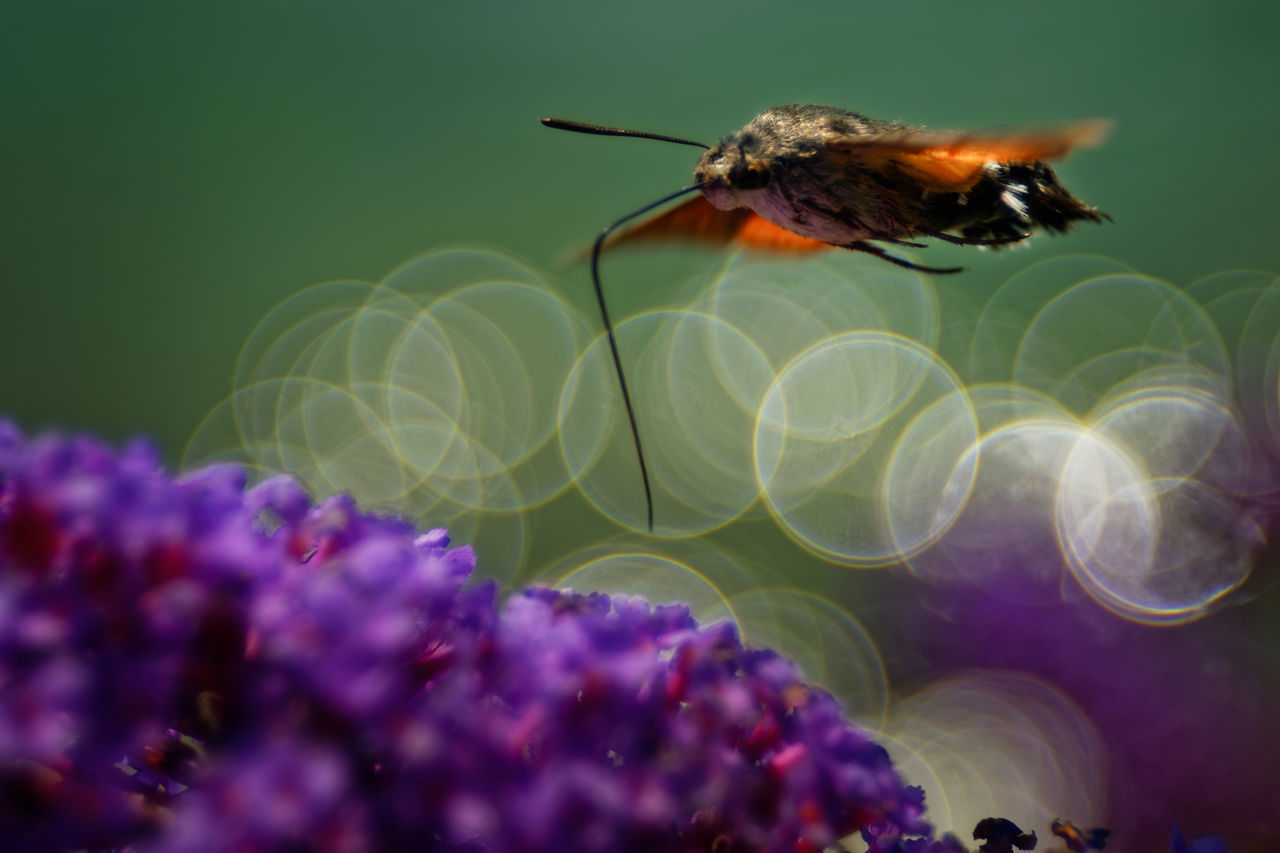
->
828, 118, 1111, 192
606, 196, 830, 253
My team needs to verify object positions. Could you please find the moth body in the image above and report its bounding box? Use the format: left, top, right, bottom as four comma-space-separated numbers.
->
693, 104, 1106, 250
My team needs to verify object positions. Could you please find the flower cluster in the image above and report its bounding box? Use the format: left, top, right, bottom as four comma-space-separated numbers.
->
0, 421, 947, 852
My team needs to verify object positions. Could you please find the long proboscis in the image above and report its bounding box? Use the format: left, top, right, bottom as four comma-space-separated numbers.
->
588, 184, 702, 532
542, 116, 713, 531
543, 116, 712, 531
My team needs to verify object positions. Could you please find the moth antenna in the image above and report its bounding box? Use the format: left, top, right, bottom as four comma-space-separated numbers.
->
542, 117, 709, 150
589, 184, 703, 532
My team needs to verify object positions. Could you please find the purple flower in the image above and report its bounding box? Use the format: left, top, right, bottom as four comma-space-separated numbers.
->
1, 420, 938, 852
1171, 826, 1231, 853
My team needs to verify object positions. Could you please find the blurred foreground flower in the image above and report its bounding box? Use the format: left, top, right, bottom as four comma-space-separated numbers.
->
0, 420, 950, 852
1171, 826, 1231, 853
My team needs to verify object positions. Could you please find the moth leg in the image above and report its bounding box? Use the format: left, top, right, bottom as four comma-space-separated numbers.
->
844, 240, 964, 275
927, 230, 1030, 246
882, 237, 929, 248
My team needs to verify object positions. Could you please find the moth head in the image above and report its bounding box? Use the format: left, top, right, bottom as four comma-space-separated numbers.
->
695, 138, 771, 208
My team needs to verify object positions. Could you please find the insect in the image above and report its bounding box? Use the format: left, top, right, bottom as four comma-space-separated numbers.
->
973, 817, 1038, 853
1051, 818, 1111, 852
543, 104, 1110, 531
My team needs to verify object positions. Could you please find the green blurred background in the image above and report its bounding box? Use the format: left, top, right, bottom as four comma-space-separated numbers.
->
5, 3, 1280, 849
3, 0, 1278, 457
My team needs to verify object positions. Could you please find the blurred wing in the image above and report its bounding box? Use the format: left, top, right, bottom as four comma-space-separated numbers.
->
827, 118, 1111, 192
605, 195, 830, 253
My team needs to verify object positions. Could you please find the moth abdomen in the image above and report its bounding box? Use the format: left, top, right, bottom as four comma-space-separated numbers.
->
954, 162, 1108, 244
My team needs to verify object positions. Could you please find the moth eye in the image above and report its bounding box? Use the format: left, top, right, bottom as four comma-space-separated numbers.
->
732, 160, 770, 190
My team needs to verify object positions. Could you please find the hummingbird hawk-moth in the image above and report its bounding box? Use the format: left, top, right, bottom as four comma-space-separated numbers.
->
543, 103, 1111, 531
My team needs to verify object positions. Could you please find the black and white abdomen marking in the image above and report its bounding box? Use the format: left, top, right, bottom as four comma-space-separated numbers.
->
995, 165, 1033, 223
951, 161, 1107, 244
